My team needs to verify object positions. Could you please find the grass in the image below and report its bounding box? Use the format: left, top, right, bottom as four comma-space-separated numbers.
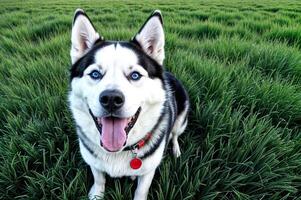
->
1, 0, 301, 199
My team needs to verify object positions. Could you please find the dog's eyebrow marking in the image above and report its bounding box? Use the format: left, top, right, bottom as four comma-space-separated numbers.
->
97, 64, 103, 70
129, 66, 133, 70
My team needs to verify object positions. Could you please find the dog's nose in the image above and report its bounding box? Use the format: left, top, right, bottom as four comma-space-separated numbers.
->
99, 90, 125, 112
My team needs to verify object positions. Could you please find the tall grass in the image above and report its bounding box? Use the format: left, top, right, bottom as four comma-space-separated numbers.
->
0, 0, 301, 199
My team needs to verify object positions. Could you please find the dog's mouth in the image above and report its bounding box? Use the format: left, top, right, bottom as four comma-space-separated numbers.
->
89, 107, 141, 152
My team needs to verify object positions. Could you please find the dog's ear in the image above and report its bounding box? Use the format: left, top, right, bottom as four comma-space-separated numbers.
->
133, 10, 165, 65
70, 9, 102, 64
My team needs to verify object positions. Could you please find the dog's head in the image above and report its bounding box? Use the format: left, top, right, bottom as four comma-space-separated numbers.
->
69, 9, 166, 153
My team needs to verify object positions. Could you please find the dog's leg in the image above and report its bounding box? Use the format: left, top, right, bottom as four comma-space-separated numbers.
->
172, 134, 181, 158
89, 167, 106, 200
133, 170, 155, 200
172, 115, 188, 157
171, 117, 188, 158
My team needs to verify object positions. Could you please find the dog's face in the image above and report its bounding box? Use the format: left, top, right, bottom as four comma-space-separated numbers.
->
69, 10, 166, 152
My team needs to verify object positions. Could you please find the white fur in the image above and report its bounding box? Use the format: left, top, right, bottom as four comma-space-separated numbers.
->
69, 42, 167, 200
89, 167, 105, 199
69, 9, 187, 200
69, 44, 166, 150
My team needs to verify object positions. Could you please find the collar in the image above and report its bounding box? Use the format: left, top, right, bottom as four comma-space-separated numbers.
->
124, 132, 152, 152
126, 132, 152, 170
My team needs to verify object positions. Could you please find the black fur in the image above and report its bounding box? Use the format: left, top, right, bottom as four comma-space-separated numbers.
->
70, 40, 108, 79
124, 73, 186, 160
165, 72, 189, 115
119, 41, 163, 79
135, 104, 167, 159
141, 73, 185, 159
71, 11, 164, 81
77, 125, 97, 157
71, 10, 189, 166
70, 41, 163, 80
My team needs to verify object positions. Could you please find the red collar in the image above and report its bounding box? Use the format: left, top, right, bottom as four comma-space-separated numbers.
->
124, 132, 152, 151
127, 132, 152, 170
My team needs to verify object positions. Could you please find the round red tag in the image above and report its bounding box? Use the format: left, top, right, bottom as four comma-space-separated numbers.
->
130, 158, 142, 169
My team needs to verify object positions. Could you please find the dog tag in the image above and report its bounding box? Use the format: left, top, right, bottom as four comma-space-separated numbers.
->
130, 158, 142, 169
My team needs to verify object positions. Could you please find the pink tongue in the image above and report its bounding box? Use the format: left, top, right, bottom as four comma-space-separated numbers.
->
101, 117, 127, 152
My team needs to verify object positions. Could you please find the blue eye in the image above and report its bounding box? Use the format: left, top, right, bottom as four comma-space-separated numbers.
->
130, 71, 142, 81
89, 70, 102, 80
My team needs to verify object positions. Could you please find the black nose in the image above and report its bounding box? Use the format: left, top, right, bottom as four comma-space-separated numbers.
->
99, 90, 125, 112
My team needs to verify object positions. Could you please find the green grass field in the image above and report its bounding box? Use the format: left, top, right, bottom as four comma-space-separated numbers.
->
1, 0, 301, 199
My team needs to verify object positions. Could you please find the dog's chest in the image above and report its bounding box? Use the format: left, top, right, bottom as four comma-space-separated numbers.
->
79, 139, 165, 177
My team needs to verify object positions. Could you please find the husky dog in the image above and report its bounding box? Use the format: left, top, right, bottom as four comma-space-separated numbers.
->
68, 8, 189, 200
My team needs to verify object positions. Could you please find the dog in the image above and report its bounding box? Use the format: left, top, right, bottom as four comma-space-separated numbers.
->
68, 8, 189, 200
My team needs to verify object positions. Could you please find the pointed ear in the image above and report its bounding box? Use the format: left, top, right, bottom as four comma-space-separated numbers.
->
70, 9, 102, 64
133, 10, 165, 65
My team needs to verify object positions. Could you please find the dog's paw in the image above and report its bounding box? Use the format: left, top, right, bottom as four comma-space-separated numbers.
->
89, 184, 104, 200
172, 140, 181, 158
